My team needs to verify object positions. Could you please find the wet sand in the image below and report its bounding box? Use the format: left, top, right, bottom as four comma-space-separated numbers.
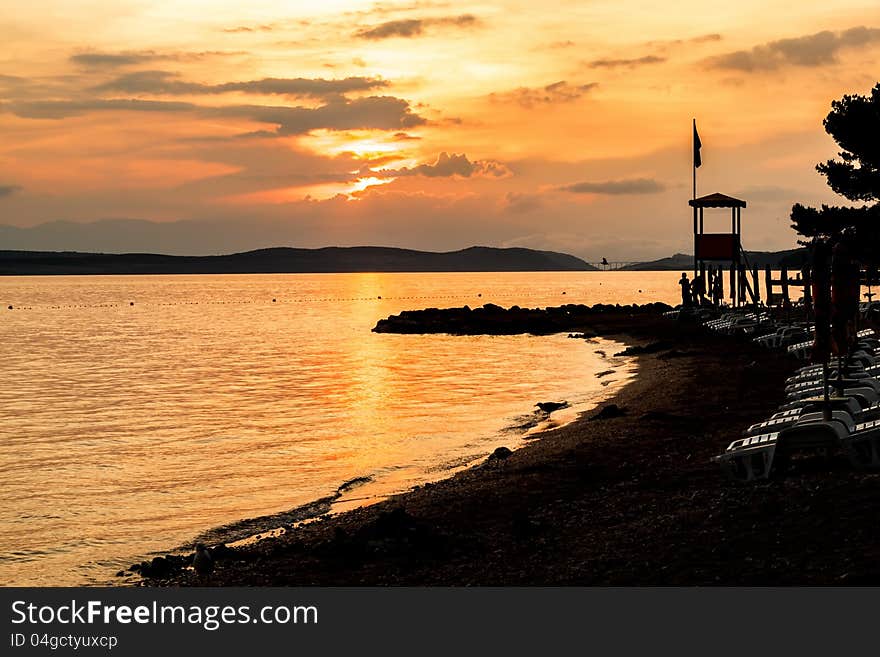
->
135, 312, 880, 585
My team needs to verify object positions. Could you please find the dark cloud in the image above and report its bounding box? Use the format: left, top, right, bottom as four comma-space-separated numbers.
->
0, 74, 80, 101
587, 55, 666, 68
4, 98, 198, 119
70, 50, 241, 68
489, 81, 598, 108
92, 71, 390, 99
356, 14, 478, 40
707, 26, 880, 71
0, 184, 22, 198
2, 95, 426, 134
215, 96, 426, 135
174, 139, 366, 197
378, 152, 510, 178
558, 178, 665, 195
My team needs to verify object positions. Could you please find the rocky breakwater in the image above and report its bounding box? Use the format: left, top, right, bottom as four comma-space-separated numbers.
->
372, 302, 674, 335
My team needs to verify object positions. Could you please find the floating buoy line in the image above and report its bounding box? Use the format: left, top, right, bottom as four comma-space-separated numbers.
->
2, 291, 578, 312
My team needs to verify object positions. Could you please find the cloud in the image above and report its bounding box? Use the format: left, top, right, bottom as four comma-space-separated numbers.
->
646, 33, 722, 49
215, 96, 427, 135
223, 24, 276, 33
734, 185, 801, 201
489, 81, 598, 108
587, 55, 666, 68
379, 152, 511, 178
0, 74, 79, 101
4, 98, 198, 119
557, 178, 665, 195
70, 50, 240, 68
0, 184, 22, 198
93, 71, 390, 99
355, 14, 479, 40
502, 192, 544, 214
2, 95, 426, 134
707, 26, 880, 71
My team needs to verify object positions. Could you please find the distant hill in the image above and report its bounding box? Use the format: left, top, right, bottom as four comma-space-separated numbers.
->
0, 246, 597, 276
622, 248, 808, 271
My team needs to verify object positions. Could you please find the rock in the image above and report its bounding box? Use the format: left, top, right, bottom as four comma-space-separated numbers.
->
115, 570, 125, 577
590, 404, 626, 421
595, 370, 615, 378
210, 543, 233, 560
614, 340, 674, 357
489, 446, 513, 460
147, 556, 171, 578
536, 401, 568, 414
657, 349, 688, 359
372, 303, 671, 335
193, 543, 214, 575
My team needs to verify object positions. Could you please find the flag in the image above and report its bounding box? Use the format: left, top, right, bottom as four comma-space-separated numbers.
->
693, 119, 702, 169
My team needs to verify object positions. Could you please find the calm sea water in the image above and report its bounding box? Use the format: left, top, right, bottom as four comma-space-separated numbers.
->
0, 271, 680, 586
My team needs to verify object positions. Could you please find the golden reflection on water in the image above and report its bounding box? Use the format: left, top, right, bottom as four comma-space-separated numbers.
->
0, 271, 680, 585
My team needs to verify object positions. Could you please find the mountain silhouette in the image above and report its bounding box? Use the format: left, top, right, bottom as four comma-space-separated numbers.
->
0, 246, 597, 275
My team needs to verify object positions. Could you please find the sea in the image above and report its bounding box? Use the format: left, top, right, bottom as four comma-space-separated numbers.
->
0, 270, 682, 586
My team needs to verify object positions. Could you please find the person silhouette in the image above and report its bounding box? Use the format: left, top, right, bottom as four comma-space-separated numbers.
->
692, 274, 706, 306
679, 272, 692, 307
713, 274, 723, 306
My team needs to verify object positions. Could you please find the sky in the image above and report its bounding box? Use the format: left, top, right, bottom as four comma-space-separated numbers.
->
1, 1, 879, 259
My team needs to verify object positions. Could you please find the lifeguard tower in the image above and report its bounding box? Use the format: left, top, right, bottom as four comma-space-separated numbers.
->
689, 192, 757, 307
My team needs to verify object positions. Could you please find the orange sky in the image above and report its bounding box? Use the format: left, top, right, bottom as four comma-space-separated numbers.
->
1, 1, 879, 258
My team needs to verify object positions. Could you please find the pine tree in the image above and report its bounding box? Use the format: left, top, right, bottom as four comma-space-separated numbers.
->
791, 82, 880, 262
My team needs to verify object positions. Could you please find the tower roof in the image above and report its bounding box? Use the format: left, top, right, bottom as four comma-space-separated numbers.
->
688, 192, 747, 208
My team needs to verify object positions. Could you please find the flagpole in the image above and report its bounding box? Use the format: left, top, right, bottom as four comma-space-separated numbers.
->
692, 118, 697, 201
692, 118, 698, 281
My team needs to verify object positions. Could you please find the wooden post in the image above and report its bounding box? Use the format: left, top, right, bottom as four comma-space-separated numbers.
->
709, 266, 715, 306
752, 265, 760, 305
730, 264, 736, 307
781, 265, 789, 306
803, 266, 813, 318
699, 262, 706, 304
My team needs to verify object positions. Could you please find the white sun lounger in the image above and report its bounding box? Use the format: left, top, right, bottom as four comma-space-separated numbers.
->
716, 413, 880, 480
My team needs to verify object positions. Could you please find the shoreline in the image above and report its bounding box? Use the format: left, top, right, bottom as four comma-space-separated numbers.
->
117, 331, 637, 582
134, 311, 880, 585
